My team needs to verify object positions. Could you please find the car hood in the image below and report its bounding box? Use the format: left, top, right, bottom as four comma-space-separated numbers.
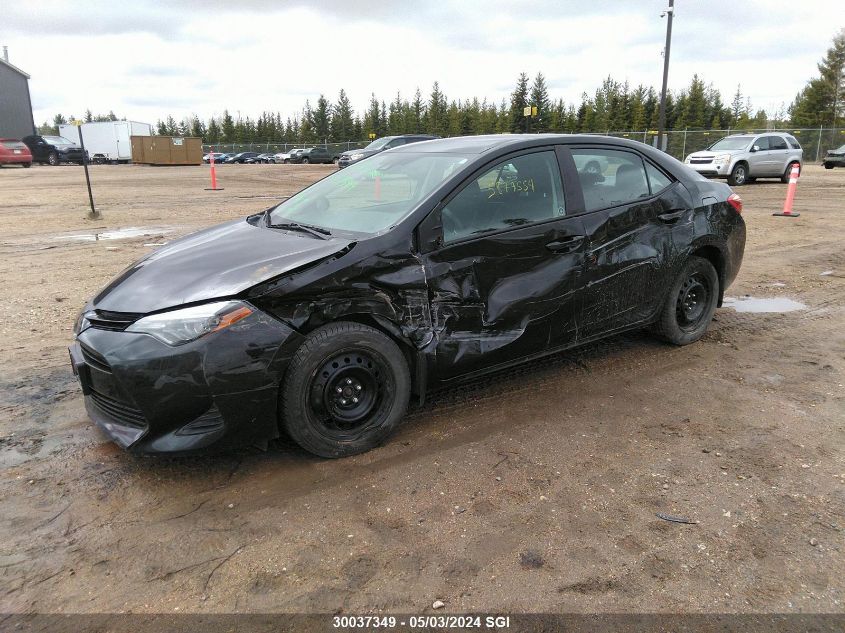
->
92, 218, 354, 314
689, 148, 747, 157
341, 149, 376, 158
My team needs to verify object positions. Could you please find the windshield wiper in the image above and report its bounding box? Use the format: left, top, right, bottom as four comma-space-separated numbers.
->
268, 221, 331, 240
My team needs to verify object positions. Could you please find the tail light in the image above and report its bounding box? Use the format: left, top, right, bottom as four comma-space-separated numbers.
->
727, 193, 743, 214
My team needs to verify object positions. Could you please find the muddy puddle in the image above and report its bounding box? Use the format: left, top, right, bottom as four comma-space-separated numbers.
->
723, 295, 807, 313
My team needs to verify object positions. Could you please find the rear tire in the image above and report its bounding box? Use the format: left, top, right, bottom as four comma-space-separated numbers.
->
727, 163, 747, 186
653, 256, 720, 346
781, 161, 800, 183
281, 321, 410, 458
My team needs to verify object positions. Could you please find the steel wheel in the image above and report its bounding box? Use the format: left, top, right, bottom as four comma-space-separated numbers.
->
675, 273, 710, 332
306, 349, 393, 441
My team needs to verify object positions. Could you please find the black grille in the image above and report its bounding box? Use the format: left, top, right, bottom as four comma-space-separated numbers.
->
90, 390, 147, 429
690, 158, 713, 164
86, 310, 143, 332
80, 344, 110, 373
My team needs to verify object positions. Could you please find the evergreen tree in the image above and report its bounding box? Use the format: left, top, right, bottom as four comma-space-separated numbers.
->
426, 81, 447, 136
313, 95, 331, 141
529, 72, 551, 132
221, 110, 235, 142
509, 72, 530, 132
331, 89, 355, 141
410, 88, 425, 133
790, 29, 845, 127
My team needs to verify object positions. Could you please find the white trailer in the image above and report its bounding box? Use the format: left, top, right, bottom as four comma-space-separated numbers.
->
58, 121, 152, 163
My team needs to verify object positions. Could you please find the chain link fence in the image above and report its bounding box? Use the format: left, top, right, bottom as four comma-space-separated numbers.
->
203, 128, 845, 162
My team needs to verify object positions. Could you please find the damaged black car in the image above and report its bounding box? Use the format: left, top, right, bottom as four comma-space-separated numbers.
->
69, 135, 745, 457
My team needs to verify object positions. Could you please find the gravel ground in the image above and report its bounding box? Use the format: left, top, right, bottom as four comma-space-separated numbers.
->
0, 162, 843, 615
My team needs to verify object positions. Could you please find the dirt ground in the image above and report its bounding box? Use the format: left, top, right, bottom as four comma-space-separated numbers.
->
0, 161, 843, 616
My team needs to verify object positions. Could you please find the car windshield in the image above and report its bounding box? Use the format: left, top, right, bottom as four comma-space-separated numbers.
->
43, 136, 75, 146
708, 137, 752, 151
268, 152, 469, 235
833, 145, 845, 152
364, 137, 393, 151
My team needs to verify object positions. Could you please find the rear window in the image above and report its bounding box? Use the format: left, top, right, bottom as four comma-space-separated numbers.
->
786, 136, 802, 149
1, 141, 27, 149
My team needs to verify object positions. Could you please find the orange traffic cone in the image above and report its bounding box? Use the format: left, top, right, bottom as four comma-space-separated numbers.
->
204, 150, 224, 191
772, 163, 800, 217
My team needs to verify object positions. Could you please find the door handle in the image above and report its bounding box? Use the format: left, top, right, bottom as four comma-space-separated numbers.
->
658, 210, 686, 223
545, 236, 584, 252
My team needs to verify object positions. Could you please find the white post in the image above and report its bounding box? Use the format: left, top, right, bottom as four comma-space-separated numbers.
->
816, 125, 823, 162
682, 128, 688, 157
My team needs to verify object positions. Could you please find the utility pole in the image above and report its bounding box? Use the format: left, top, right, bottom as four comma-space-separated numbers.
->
656, 0, 675, 152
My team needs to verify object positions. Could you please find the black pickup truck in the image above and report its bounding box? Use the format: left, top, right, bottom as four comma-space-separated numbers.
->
289, 147, 335, 164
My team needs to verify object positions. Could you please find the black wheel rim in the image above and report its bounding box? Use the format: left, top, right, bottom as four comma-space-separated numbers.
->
306, 349, 393, 440
676, 273, 710, 331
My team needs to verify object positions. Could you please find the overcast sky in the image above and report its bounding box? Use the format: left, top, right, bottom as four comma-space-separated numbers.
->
2, 1, 841, 127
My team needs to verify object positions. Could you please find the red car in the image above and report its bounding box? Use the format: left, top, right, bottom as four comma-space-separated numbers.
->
0, 139, 32, 167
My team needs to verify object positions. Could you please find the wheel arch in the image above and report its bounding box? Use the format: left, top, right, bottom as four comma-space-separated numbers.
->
287, 311, 426, 404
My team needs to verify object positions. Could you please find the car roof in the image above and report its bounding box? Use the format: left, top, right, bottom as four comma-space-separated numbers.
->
390, 133, 657, 155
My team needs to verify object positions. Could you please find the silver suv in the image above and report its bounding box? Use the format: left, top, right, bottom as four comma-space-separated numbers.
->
685, 133, 802, 186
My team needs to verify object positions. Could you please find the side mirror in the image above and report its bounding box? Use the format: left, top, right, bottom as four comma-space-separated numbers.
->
750, 145, 759, 153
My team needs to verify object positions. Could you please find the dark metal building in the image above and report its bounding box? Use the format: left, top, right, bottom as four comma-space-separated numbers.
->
0, 48, 36, 139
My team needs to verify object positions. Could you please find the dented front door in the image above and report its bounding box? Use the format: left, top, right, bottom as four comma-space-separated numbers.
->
421, 149, 586, 379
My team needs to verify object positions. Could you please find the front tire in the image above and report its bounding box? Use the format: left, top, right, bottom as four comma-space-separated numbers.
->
301, 157, 310, 164
824, 162, 834, 169
47, 152, 60, 166
653, 256, 720, 346
23, 163, 31, 168
727, 163, 747, 186
281, 321, 411, 458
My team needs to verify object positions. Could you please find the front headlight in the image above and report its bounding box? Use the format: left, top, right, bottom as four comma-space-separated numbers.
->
73, 310, 89, 336
684, 155, 692, 163
126, 301, 253, 346
714, 153, 731, 163
349, 153, 364, 160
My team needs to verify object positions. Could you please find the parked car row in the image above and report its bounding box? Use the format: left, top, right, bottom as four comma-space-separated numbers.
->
202, 147, 343, 165
0, 135, 93, 167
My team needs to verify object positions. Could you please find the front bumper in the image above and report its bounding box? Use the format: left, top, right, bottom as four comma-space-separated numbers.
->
59, 151, 88, 162
69, 307, 304, 453
823, 156, 845, 167
687, 161, 732, 177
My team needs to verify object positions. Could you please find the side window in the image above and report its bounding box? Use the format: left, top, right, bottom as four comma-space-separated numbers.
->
571, 149, 650, 212
645, 162, 673, 194
769, 136, 788, 151
441, 150, 566, 243
754, 137, 770, 151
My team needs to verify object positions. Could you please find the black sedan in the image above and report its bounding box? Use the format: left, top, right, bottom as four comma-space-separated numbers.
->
69, 134, 745, 457
224, 152, 261, 164
823, 144, 845, 169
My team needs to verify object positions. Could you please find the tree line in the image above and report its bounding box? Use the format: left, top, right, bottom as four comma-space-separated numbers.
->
40, 31, 843, 143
